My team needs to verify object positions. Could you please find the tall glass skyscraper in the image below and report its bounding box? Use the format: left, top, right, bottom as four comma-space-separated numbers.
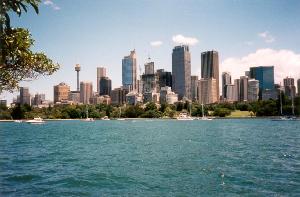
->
201, 51, 220, 101
250, 66, 274, 99
172, 45, 191, 100
122, 50, 137, 91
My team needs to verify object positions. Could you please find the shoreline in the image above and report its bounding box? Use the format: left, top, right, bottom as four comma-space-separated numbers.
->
0, 116, 298, 122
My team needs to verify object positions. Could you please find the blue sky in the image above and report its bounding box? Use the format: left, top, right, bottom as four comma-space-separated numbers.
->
2, 0, 300, 102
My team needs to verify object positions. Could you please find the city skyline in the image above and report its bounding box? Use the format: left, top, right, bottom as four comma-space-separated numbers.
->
1, 0, 300, 102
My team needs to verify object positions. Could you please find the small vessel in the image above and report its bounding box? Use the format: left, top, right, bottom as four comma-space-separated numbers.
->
82, 106, 94, 122
14, 120, 23, 123
177, 112, 194, 120
26, 117, 45, 124
198, 103, 212, 121
101, 116, 110, 120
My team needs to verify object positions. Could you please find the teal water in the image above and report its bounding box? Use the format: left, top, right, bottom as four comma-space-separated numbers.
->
0, 119, 299, 196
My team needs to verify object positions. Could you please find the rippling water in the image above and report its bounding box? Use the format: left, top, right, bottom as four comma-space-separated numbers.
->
0, 119, 299, 196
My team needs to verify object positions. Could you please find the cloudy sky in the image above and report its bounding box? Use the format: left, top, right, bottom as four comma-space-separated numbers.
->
2, 0, 300, 102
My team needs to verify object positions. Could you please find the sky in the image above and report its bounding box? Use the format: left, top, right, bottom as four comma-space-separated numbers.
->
1, 0, 300, 103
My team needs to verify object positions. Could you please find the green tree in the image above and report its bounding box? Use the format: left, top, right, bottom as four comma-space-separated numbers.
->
0, 0, 59, 92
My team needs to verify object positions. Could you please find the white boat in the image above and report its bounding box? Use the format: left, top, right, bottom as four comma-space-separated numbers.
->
82, 106, 94, 122
101, 116, 110, 120
198, 103, 212, 121
177, 112, 194, 120
26, 117, 45, 124
14, 120, 23, 123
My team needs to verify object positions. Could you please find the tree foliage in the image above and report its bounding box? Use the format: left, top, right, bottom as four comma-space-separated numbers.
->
0, 0, 59, 92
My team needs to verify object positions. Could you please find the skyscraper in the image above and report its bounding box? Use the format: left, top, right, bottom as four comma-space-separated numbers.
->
172, 45, 191, 100
201, 51, 220, 100
141, 61, 159, 103
122, 50, 137, 91
54, 82, 70, 103
222, 72, 231, 99
239, 76, 248, 102
97, 67, 107, 94
250, 66, 274, 99
248, 79, 259, 102
198, 78, 218, 104
191, 76, 199, 101
157, 69, 172, 89
234, 79, 240, 102
20, 87, 31, 105
80, 81, 93, 104
99, 77, 112, 96
283, 77, 296, 99
144, 61, 154, 75
225, 84, 235, 102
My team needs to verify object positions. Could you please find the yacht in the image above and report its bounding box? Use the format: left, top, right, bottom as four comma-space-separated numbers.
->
101, 116, 110, 120
177, 112, 194, 120
14, 120, 23, 123
26, 117, 45, 124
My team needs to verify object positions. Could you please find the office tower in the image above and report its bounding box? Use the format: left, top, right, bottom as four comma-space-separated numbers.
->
191, 76, 199, 101
111, 87, 128, 105
141, 61, 159, 103
33, 93, 45, 106
68, 91, 80, 104
97, 67, 107, 94
222, 72, 231, 99
122, 50, 137, 91
172, 45, 191, 100
234, 79, 240, 102
250, 66, 274, 99
298, 79, 300, 96
248, 79, 259, 102
80, 81, 93, 104
160, 86, 178, 104
75, 64, 81, 91
20, 87, 31, 105
240, 76, 248, 102
201, 51, 220, 100
99, 77, 112, 96
157, 69, 172, 89
225, 84, 235, 102
54, 82, 70, 103
245, 71, 250, 77
283, 77, 296, 99
198, 78, 217, 104
144, 61, 154, 75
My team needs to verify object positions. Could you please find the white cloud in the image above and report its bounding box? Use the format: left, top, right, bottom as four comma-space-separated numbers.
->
221, 48, 300, 84
150, 41, 163, 47
172, 34, 199, 46
43, 0, 60, 10
258, 31, 275, 43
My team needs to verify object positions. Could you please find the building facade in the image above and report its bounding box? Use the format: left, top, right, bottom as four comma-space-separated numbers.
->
99, 77, 112, 96
201, 51, 220, 100
225, 84, 235, 102
198, 78, 218, 104
68, 91, 80, 104
122, 50, 137, 91
110, 88, 128, 105
160, 86, 178, 104
97, 67, 107, 94
283, 77, 296, 99
222, 72, 231, 99
20, 87, 31, 105
157, 69, 172, 89
250, 66, 274, 99
172, 45, 191, 100
248, 79, 259, 102
239, 76, 248, 102
191, 76, 199, 101
54, 83, 70, 104
80, 81, 93, 104
234, 79, 240, 102
298, 79, 300, 96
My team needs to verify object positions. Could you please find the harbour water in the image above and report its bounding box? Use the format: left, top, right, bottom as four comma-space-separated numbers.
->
0, 119, 299, 196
